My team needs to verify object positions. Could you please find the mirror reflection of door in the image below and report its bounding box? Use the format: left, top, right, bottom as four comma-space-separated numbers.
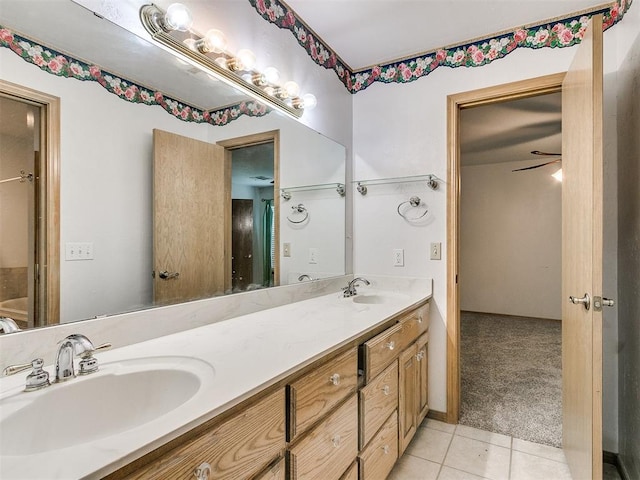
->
231, 142, 275, 291
0, 81, 59, 329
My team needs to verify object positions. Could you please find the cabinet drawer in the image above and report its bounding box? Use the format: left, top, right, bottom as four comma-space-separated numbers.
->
358, 411, 398, 480
399, 303, 429, 346
362, 322, 404, 383
253, 457, 285, 480
288, 395, 358, 480
340, 461, 358, 480
124, 389, 285, 480
359, 360, 398, 449
288, 347, 358, 440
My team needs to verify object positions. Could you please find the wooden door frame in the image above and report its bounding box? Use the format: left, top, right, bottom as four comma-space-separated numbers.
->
217, 130, 280, 289
0, 79, 60, 327
446, 73, 565, 424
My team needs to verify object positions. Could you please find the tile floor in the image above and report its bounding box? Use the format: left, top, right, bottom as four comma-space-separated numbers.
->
388, 419, 575, 480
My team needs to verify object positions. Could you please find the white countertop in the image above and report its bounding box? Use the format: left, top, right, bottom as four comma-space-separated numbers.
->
0, 277, 431, 479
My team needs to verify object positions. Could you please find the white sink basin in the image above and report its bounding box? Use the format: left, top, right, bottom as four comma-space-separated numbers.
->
351, 292, 410, 305
0, 356, 215, 456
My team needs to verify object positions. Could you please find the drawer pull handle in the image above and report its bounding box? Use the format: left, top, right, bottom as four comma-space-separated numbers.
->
329, 373, 341, 386
382, 445, 390, 454
332, 435, 341, 448
385, 341, 395, 351
418, 316, 423, 323
383, 385, 391, 396
416, 352, 424, 361
194, 462, 212, 480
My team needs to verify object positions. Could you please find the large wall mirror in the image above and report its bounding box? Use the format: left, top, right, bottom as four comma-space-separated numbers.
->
0, 0, 346, 330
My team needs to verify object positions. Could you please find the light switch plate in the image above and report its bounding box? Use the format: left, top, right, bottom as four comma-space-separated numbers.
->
283, 243, 291, 257
430, 242, 441, 260
309, 248, 318, 264
66, 242, 94, 261
393, 249, 404, 267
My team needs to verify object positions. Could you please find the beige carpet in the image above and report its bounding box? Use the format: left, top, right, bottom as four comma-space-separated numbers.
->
459, 311, 562, 447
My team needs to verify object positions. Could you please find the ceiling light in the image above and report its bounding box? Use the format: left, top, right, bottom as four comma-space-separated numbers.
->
302, 93, 317, 110
552, 168, 563, 182
197, 29, 227, 53
283, 81, 300, 98
164, 3, 193, 32
263, 67, 280, 84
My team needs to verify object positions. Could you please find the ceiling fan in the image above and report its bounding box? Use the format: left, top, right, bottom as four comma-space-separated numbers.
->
512, 150, 562, 172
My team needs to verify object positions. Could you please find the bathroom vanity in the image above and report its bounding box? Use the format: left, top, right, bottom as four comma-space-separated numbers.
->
0, 278, 432, 479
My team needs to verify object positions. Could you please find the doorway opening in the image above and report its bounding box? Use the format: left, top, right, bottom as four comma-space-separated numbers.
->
0, 80, 59, 329
446, 73, 565, 428
458, 91, 563, 446
218, 130, 280, 290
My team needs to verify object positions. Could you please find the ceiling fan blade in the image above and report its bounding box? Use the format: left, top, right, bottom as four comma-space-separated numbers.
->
531, 150, 561, 156
512, 158, 562, 172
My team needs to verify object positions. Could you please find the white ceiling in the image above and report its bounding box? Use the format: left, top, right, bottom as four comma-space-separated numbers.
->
286, 0, 611, 68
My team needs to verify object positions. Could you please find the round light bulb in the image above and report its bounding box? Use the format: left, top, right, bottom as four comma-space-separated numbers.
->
241, 73, 253, 83
263, 86, 275, 96
283, 81, 300, 98
214, 56, 228, 69
302, 93, 317, 109
203, 29, 227, 53
183, 38, 197, 51
263, 67, 280, 84
164, 3, 193, 32
236, 49, 256, 70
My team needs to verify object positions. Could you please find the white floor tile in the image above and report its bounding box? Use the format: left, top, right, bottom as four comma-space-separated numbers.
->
444, 435, 511, 480
510, 451, 572, 480
511, 437, 567, 464
405, 427, 454, 463
438, 466, 492, 480
455, 425, 512, 448
388, 454, 441, 480
423, 418, 457, 434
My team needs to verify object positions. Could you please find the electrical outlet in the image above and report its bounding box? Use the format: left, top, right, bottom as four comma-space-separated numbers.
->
393, 249, 404, 267
430, 242, 441, 260
283, 243, 291, 257
309, 248, 318, 264
66, 242, 94, 261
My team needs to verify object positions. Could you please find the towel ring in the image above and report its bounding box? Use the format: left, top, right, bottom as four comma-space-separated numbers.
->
287, 204, 309, 224
397, 196, 428, 221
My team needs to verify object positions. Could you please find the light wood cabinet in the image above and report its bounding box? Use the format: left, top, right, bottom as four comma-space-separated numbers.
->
288, 347, 358, 441
358, 411, 398, 480
288, 395, 358, 480
398, 343, 418, 455
359, 360, 398, 449
416, 332, 429, 425
339, 461, 358, 480
254, 457, 285, 480
120, 388, 285, 480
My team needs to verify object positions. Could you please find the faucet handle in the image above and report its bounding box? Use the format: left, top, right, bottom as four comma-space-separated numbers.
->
3, 358, 50, 392
78, 342, 111, 375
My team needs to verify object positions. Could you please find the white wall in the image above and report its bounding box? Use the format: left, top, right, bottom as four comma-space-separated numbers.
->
352, 28, 622, 452
460, 160, 562, 320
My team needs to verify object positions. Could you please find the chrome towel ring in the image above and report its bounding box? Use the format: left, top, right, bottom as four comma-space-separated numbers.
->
397, 196, 428, 221
287, 204, 309, 223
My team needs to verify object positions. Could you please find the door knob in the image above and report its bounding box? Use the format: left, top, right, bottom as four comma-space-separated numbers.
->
158, 270, 180, 280
569, 293, 590, 311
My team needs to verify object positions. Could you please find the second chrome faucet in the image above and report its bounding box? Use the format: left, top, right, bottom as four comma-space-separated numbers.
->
343, 277, 370, 297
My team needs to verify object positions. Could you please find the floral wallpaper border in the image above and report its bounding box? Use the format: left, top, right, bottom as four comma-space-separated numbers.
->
0, 27, 271, 126
248, 0, 633, 93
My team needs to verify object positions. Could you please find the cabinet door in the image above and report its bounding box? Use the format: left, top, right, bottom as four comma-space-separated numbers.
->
398, 344, 418, 455
416, 332, 429, 424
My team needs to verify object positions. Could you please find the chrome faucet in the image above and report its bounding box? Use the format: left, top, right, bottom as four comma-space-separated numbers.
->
343, 277, 371, 297
55, 334, 111, 383
0, 316, 20, 334
298, 274, 314, 282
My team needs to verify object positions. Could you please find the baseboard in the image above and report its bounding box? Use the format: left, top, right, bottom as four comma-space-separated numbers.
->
426, 410, 448, 423
604, 451, 629, 480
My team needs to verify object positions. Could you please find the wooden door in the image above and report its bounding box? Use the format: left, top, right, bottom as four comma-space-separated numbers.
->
561, 14, 604, 480
153, 129, 229, 304
232, 199, 254, 290
398, 343, 417, 455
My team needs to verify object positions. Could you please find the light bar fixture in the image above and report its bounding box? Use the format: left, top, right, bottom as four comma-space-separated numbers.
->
140, 3, 317, 119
